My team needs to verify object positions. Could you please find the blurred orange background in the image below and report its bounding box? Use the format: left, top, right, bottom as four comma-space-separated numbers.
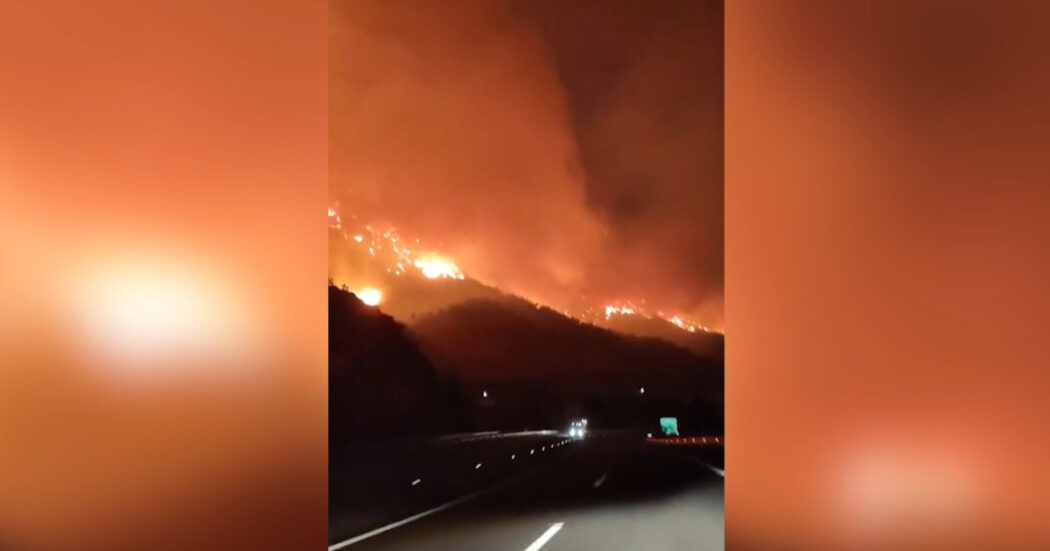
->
0, 1, 326, 550
727, 2, 1050, 550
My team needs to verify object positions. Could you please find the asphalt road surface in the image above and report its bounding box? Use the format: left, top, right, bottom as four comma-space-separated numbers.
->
331, 432, 723, 551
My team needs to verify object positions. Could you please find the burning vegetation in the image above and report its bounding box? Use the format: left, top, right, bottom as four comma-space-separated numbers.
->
329, 206, 718, 336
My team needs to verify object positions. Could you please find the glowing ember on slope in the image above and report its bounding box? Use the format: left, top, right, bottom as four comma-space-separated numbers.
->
604, 305, 636, 318
656, 311, 712, 333
334, 211, 465, 281
414, 255, 464, 280
603, 302, 714, 333
327, 207, 342, 229
355, 287, 382, 306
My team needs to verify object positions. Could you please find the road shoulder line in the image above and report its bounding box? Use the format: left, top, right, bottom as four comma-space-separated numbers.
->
687, 456, 725, 477
523, 522, 564, 551
328, 464, 545, 550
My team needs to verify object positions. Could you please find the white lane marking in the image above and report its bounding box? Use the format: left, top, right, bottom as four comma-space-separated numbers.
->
328, 466, 543, 550
523, 522, 564, 551
593, 473, 609, 488
688, 457, 725, 477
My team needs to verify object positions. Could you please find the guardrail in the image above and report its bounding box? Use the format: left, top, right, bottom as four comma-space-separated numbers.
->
330, 430, 573, 543
401, 436, 571, 488
434, 429, 560, 444
646, 435, 723, 445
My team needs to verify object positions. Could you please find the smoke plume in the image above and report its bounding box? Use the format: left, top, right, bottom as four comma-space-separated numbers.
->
330, 0, 723, 329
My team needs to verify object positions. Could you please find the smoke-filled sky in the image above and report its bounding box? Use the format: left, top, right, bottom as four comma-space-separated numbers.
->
330, 0, 723, 328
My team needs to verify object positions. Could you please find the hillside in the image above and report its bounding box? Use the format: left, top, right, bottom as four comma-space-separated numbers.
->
603, 313, 724, 358
409, 296, 722, 397
328, 285, 471, 441
408, 296, 722, 430
329, 225, 724, 352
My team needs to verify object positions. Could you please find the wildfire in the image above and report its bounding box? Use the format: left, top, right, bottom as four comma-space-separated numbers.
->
334, 210, 465, 280
330, 205, 718, 334
414, 256, 464, 280
602, 302, 713, 333
604, 304, 636, 318
328, 207, 342, 229
355, 287, 382, 306
660, 312, 711, 333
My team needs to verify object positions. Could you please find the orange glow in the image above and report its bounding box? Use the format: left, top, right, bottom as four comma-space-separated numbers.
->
604, 304, 636, 318
413, 255, 464, 280
355, 287, 382, 306
602, 302, 713, 334
66, 254, 261, 371
327, 207, 342, 229
329, 206, 720, 335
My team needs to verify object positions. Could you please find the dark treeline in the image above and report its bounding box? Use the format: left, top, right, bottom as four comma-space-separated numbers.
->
410, 296, 723, 434
410, 296, 722, 392
603, 312, 724, 358
329, 284, 723, 443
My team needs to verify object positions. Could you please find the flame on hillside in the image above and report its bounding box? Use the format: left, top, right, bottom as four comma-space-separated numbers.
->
601, 301, 713, 334
414, 256, 464, 280
355, 287, 382, 306
330, 206, 718, 334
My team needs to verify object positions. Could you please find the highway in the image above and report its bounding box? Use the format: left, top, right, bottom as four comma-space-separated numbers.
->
330, 431, 723, 551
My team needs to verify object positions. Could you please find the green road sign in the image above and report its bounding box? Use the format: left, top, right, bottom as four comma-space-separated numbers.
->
659, 417, 679, 436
